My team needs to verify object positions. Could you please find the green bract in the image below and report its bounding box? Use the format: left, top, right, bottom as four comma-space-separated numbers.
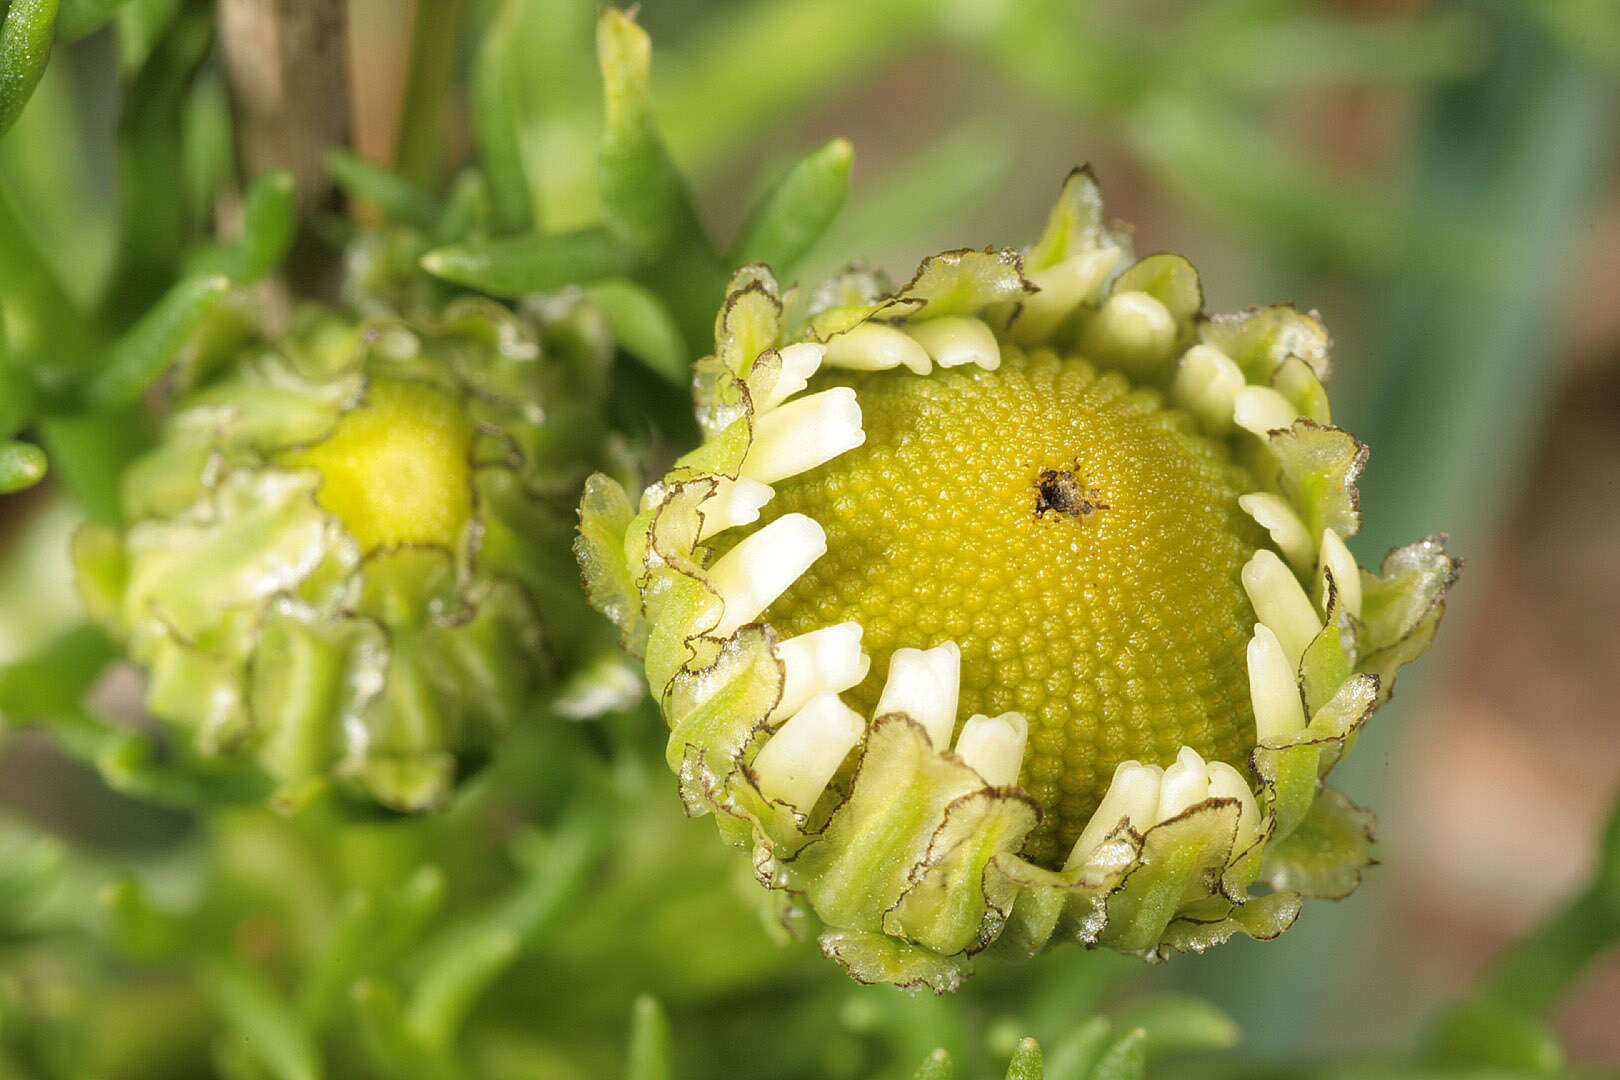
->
76, 274, 615, 812
577, 169, 1460, 989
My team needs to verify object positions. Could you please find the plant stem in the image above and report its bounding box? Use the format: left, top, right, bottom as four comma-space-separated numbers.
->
394, 0, 462, 191
217, 0, 349, 215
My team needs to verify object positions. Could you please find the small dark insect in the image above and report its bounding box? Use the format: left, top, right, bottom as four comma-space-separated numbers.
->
1034, 467, 1109, 521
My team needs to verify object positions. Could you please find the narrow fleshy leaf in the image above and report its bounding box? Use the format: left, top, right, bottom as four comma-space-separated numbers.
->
733, 137, 853, 276
0, 439, 46, 492
1088, 1028, 1146, 1080
627, 996, 673, 1080
199, 958, 323, 1080
88, 273, 230, 410
0, 0, 59, 136
596, 8, 708, 259
472, 0, 535, 234
328, 149, 441, 230
585, 278, 689, 383
1005, 1037, 1044, 1080
421, 227, 632, 296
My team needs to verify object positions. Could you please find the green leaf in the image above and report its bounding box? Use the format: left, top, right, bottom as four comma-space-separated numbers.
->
181, 67, 232, 231
104, 4, 212, 325
472, 0, 535, 234
0, 623, 115, 717
394, 0, 463, 191
595, 8, 708, 259
403, 811, 604, 1052
1042, 1017, 1112, 1080
189, 168, 297, 284
435, 169, 492, 245
38, 412, 146, 522
199, 958, 323, 1080
732, 137, 852, 277
328, 149, 441, 230
1005, 1037, 1044, 1080
420, 227, 632, 296
1088, 1028, 1146, 1080
1426, 997, 1565, 1074
88, 273, 230, 411
584, 279, 687, 384
911, 1049, 953, 1080
0, 0, 58, 137
351, 978, 423, 1080
0, 439, 44, 491
1112, 995, 1239, 1058
55, 0, 124, 40
627, 995, 672, 1080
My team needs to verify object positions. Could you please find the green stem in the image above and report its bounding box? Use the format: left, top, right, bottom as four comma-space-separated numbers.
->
1483, 788, 1620, 1015
394, 0, 463, 191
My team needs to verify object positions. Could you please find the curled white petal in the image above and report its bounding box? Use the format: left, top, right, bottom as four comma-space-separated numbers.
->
773, 622, 870, 720
823, 322, 932, 374
1155, 745, 1211, 823
1246, 622, 1307, 742
1206, 761, 1261, 853
1233, 385, 1300, 439
1064, 761, 1164, 869
753, 692, 865, 812
1238, 493, 1314, 574
1010, 247, 1122, 345
740, 388, 865, 485
873, 642, 961, 748
1241, 549, 1323, 666
757, 342, 826, 412
1171, 344, 1246, 435
1083, 290, 1177, 375
906, 316, 1001, 370
708, 513, 826, 638
953, 712, 1027, 788
696, 477, 774, 541
1317, 528, 1363, 620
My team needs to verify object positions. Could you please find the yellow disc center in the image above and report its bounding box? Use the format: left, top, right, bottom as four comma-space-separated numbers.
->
760, 346, 1264, 866
288, 378, 474, 553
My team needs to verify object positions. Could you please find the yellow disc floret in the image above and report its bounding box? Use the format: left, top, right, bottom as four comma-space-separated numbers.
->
289, 378, 474, 552
759, 345, 1266, 866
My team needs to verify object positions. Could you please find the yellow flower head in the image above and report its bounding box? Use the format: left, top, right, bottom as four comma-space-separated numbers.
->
578, 169, 1459, 990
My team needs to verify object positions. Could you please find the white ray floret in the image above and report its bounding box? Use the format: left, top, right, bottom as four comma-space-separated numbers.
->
756, 342, 826, 412
1009, 247, 1122, 345
707, 513, 826, 638
1156, 746, 1212, 821
1083, 290, 1177, 376
1246, 623, 1307, 742
905, 316, 1001, 370
823, 322, 933, 374
873, 642, 961, 748
696, 477, 774, 541
1238, 493, 1314, 574
1206, 761, 1261, 852
1316, 528, 1363, 619
1241, 549, 1323, 666
753, 692, 865, 813
772, 622, 870, 720
740, 388, 865, 485
1171, 344, 1246, 435
1065, 761, 1164, 869
954, 712, 1028, 788
1233, 385, 1301, 439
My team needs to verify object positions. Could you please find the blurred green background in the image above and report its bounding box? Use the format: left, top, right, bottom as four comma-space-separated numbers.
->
2, 0, 1618, 1075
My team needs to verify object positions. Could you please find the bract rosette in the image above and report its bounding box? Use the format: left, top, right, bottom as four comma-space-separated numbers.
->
76, 288, 614, 812
576, 169, 1459, 990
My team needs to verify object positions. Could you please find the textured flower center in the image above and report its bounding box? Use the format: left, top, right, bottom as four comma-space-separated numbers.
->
289, 378, 474, 552
760, 345, 1265, 865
